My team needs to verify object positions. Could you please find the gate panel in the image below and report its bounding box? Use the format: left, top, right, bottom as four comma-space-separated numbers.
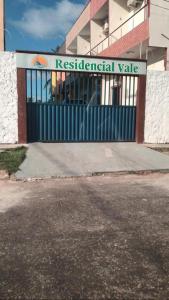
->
27, 103, 136, 142
26, 70, 137, 142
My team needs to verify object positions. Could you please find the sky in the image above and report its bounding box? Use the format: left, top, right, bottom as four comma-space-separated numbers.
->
5, 0, 86, 52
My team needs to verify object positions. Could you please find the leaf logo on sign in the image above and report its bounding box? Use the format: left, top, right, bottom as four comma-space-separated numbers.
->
32, 55, 48, 69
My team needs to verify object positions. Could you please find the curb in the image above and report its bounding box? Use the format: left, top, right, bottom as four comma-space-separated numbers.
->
10, 168, 169, 182
92, 169, 169, 176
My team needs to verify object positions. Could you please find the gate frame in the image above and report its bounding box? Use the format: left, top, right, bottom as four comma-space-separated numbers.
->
17, 50, 147, 144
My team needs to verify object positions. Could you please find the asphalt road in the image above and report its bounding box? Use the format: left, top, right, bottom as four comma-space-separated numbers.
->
0, 173, 169, 300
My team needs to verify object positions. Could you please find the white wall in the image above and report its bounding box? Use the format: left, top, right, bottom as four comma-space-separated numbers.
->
149, 0, 169, 48
0, 52, 18, 144
144, 70, 169, 143
77, 36, 90, 55
91, 19, 106, 50
108, 0, 147, 54
149, 0, 169, 68
147, 47, 165, 71
109, 0, 129, 33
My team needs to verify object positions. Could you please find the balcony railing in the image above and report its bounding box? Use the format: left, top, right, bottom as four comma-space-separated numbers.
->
86, 4, 148, 56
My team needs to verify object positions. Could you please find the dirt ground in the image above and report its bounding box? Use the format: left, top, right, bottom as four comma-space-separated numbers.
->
0, 173, 169, 300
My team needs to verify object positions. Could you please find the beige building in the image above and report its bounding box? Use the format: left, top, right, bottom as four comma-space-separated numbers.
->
0, 0, 4, 51
59, 0, 169, 71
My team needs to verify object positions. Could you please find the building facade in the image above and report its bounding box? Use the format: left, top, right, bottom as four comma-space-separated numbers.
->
60, 0, 169, 71
0, 0, 4, 51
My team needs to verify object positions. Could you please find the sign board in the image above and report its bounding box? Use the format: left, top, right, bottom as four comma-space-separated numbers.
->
16, 53, 147, 75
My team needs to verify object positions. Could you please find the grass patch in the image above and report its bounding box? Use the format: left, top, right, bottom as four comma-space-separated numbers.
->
0, 147, 27, 174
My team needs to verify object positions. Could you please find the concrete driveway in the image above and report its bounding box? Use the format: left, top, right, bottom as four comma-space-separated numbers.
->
16, 143, 169, 179
16, 142, 169, 179
0, 173, 169, 299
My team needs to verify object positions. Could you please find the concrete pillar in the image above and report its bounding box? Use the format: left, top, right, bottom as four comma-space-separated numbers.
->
0, 0, 4, 51
91, 19, 107, 54
77, 35, 90, 55
17, 69, 27, 144
136, 75, 146, 143
165, 48, 169, 71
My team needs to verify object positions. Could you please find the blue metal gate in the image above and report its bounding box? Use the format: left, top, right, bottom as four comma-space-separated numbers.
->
26, 70, 137, 142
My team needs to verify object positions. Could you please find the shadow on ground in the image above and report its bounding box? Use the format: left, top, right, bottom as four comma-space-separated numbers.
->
0, 174, 169, 299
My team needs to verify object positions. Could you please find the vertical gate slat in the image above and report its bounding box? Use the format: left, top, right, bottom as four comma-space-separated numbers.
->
63, 105, 66, 141
51, 105, 54, 141
43, 104, 46, 141
59, 106, 62, 141
37, 103, 39, 141
48, 105, 50, 141
108, 106, 111, 141
97, 107, 100, 141
129, 107, 132, 140
93, 106, 96, 141
113, 107, 116, 141
110, 107, 114, 141
104, 107, 106, 141
122, 107, 125, 141
75, 105, 78, 141
83, 106, 86, 141
100, 107, 103, 141
39, 104, 42, 141
89, 106, 92, 141
132, 107, 136, 141
86, 107, 89, 141
68, 105, 70, 141
79, 106, 82, 141
125, 107, 129, 141
71, 106, 73, 141
66, 105, 68, 141
118, 106, 122, 141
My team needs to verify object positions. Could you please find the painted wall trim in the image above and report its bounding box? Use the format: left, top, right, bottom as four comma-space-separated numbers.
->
17, 68, 27, 144
136, 75, 146, 143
